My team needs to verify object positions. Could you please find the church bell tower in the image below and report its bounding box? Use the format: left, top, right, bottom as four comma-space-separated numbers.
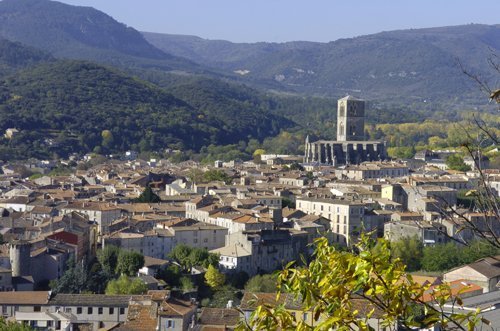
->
337, 96, 365, 142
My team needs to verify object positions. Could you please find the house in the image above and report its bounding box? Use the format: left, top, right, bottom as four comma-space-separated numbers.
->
442, 290, 500, 330
194, 307, 240, 330
212, 229, 308, 276
4, 128, 19, 139
2, 290, 196, 331
384, 220, 447, 245
296, 197, 370, 245
443, 255, 500, 293
61, 201, 122, 235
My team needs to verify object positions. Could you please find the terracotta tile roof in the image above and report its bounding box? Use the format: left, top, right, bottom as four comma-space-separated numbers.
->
159, 297, 196, 317
121, 300, 158, 331
0, 291, 49, 305
63, 201, 120, 211
49, 294, 132, 307
198, 308, 240, 327
420, 279, 483, 303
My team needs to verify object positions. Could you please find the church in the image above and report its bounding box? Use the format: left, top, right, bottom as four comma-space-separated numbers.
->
304, 96, 386, 165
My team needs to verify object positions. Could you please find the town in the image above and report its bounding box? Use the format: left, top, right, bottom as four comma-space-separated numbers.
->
0, 96, 498, 330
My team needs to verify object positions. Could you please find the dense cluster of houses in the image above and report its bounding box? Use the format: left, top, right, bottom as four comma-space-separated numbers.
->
0, 152, 498, 330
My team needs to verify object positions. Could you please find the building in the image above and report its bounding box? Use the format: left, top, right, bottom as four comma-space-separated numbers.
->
0, 290, 196, 331
384, 220, 447, 245
61, 202, 122, 235
443, 255, 500, 293
212, 229, 308, 276
304, 96, 386, 165
295, 197, 373, 246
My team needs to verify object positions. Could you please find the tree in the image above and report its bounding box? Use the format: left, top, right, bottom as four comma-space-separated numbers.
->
0, 318, 32, 331
390, 237, 424, 272
50, 257, 88, 294
169, 244, 193, 271
105, 275, 147, 295
135, 185, 161, 203
180, 276, 195, 292
169, 245, 219, 272
421, 242, 462, 272
101, 129, 114, 150
205, 265, 225, 289
203, 169, 232, 185
445, 154, 471, 172
244, 274, 278, 293
115, 250, 145, 276
97, 245, 120, 276
206, 285, 241, 308
239, 235, 480, 331
158, 264, 182, 287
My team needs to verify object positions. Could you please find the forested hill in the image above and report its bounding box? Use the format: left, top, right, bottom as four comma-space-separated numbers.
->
0, 60, 293, 159
144, 24, 500, 106
0, 0, 204, 73
0, 38, 53, 76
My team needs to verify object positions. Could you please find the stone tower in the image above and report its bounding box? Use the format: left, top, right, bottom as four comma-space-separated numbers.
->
337, 95, 365, 142
9, 240, 31, 277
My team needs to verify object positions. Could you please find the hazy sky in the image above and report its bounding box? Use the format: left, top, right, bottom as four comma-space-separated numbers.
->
57, 0, 499, 43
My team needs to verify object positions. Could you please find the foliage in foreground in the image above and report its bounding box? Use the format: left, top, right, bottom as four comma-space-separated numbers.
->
0, 318, 32, 330
238, 235, 482, 331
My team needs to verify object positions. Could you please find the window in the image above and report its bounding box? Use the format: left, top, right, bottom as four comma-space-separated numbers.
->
119, 308, 125, 315
64, 307, 72, 313
204, 238, 208, 243
98, 307, 103, 315
109, 307, 114, 315
34, 306, 41, 312
77, 307, 82, 314
1, 306, 7, 315
303, 313, 308, 321
88, 307, 93, 314
166, 320, 175, 328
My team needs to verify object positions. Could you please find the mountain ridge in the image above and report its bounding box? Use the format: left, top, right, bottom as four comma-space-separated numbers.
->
0, 0, 207, 73
143, 24, 500, 105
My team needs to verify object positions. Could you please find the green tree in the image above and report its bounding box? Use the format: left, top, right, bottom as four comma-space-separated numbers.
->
105, 275, 147, 295
115, 250, 145, 276
0, 318, 32, 331
50, 257, 88, 294
97, 245, 120, 276
169, 244, 193, 271
135, 185, 161, 203
205, 265, 225, 289
180, 276, 195, 292
445, 154, 471, 171
239, 235, 480, 331
101, 129, 114, 150
206, 285, 241, 308
203, 169, 232, 184
244, 274, 278, 293
391, 237, 424, 272
158, 264, 182, 287
422, 242, 462, 272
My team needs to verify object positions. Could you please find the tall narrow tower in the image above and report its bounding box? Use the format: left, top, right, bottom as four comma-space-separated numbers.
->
337, 96, 365, 141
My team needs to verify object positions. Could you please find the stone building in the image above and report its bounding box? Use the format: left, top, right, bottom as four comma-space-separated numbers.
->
304, 96, 386, 165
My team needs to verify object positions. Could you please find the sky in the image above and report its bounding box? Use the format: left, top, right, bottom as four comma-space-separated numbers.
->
57, 0, 500, 43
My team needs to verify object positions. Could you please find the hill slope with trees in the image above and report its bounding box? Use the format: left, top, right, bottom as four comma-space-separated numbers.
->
0, 60, 293, 159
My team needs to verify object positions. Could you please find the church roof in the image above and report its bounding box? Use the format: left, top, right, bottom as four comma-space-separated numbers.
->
338, 95, 363, 101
